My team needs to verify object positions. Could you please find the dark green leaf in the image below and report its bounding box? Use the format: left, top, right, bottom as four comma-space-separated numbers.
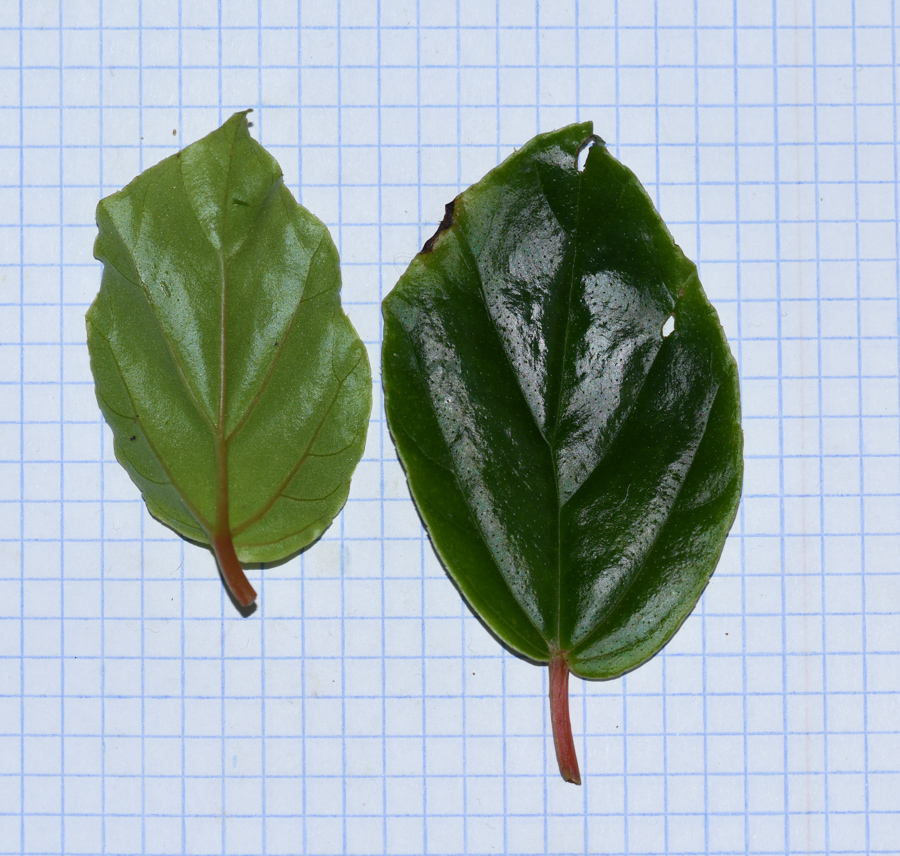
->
87, 112, 372, 608
382, 123, 742, 782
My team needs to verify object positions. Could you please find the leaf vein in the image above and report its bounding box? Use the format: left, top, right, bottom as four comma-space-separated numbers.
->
546, 157, 583, 650
387, 417, 456, 477
99, 235, 217, 431
560, 337, 665, 510
235, 505, 343, 550
307, 431, 367, 460
92, 328, 213, 534
452, 221, 549, 447
567, 378, 723, 659
231, 351, 364, 536
225, 229, 328, 443
281, 480, 346, 504
394, 319, 548, 646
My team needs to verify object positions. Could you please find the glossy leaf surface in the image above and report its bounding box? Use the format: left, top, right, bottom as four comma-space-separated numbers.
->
87, 112, 371, 607
382, 123, 742, 781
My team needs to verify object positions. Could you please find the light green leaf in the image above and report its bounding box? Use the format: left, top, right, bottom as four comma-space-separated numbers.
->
382, 123, 742, 782
87, 111, 371, 607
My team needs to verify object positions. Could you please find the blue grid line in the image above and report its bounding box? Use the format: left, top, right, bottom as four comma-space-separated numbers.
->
97, 2, 106, 852
336, 4, 347, 851
772, 7, 787, 846
14, 63, 900, 73
376, 0, 387, 846
175, 3, 185, 853
136, 6, 145, 853
1, 758, 896, 768
6, 22, 900, 32
4, 804, 889, 812
656, 8, 669, 850
13, 217, 900, 227
256, 3, 267, 848
56, 3, 65, 853
457, 3, 469, 853
812, 3, 831, 852
733, 7, 749, 850
893, 0, 900, 735
7, 808, 891, 821
3, 623, 900, 637
5, 140, 900, 149
851, 5, 871, 855
773, 15, 796, 851
17, 2, 24, 853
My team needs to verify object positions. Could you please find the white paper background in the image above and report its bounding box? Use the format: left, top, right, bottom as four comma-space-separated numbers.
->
1, 1, 899, 854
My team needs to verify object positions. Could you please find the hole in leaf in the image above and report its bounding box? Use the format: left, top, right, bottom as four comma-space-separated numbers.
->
662, 315, 675, 338
576, 134, 605, 172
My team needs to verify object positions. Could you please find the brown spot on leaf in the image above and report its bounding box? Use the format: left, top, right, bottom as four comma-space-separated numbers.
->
421, 198, 456, 254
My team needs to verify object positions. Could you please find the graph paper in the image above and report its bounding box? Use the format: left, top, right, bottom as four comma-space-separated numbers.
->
1, 0, 898, 853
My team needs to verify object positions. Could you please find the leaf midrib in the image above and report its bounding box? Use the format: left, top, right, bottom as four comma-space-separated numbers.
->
211, 122, 246, 542
547, 157, 583, 653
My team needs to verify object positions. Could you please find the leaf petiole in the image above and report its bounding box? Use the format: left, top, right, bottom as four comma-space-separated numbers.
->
213, 532, 257, 607
549, 653, 581, 785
